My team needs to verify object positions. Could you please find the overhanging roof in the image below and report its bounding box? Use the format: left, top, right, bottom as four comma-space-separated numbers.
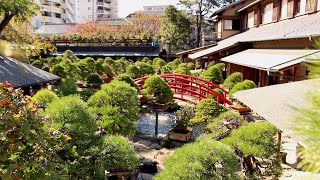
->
0, 56, 60, 88
189, 42, 239, 59
189, 13, 320, 60
220, 49, 320, 71
211, 0, 247, 17
237, 0, 262, 13
234, 79, 320, 148
176, 43, 216, 56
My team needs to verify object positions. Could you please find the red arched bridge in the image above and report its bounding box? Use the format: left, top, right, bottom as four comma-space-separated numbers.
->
134, 74, 233, 105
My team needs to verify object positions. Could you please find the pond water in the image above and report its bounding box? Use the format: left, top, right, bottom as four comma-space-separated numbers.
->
136, 112, 178, 135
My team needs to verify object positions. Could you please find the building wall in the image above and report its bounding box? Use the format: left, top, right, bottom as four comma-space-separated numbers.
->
38, 0, 118, 25
252, 38, 315, 49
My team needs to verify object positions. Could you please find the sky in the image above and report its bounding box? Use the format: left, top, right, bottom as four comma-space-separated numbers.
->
118, 0, 180, 18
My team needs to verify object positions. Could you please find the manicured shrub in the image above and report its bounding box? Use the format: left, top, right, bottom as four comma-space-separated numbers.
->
222, 121, 281, 178
31, 89, 59, 106
102, 63, 115, 77
153, 58, 167, 72
206, 110, 242, 138
104, 57, 115, 65
201, 65, 224, 83
31, 60, 43, 68
167, 58, 181, 70
175, 105, 195, 129
51, 64, 66, 78
95, 135, 139, 176
45, 95, 99, 177
86, 73, 102, 86
222, 72, 243, 89
187, 62, 195, 70
228, 80, 257, 97
173, 63, 191, 75
126, 65, 140, 79
114, 74, 139, 90
143, 75, 173, 104
142, 57, 150, 62
55, 78, 77, 97
161, 64, 173, 74
63, 49, 78, 62
190, 98, 227, 125
88, 80, 140, 135
113, 59, 130, 75
135, 62, 156, 77
155, 139, 240, 180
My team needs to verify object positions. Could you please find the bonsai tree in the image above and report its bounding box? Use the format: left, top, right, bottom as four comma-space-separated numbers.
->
31, 59, 43, 69
54, 78, 77, 97
86, 73, 102, 87
63, 49, 78, 62
102, 62, 115, 78
173, 63, 191, 75
51, 64, 67, 78
95, 135, 139, 177
155, 139, 240, 180
222, 72, 243, 89
228, 80, 257, 97
88, 80, 140, 135
167, 58, 181, 70
153, 58, 167, 73
222, 122, 281, 178
175, 105, 195, 130
31, 89, 59, 107
143, 75, 173, 104
161, 64, 173, 74
114, 74, 139, 90
190, 98, 227, 125
187, 62, 195, 70
201, 64, 224, 83
135, 62, 156, 77
206, 110, 243, 139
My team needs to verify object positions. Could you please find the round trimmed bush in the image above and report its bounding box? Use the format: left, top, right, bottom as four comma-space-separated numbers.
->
86, 73, 102, 86
143, 75, 173, 104
222, 72, 243, 89
114, 74, 139, 90
155, 139, 240, 180
31, 89, 59, 106
190, 98, 227, 125
228, 80, 257, 97
173, 63, 191, 75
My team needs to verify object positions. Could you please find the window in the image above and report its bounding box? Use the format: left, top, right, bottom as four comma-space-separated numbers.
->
318, 0, 320, 10
224, 20, 232, 30
247, 11, 255, 28
305, 0, 315, 12
262, 3, 273, 24
281, 0, 288, 19
297, 0, 306, 14
88, 7, 91, 10
224, 19, 241, 30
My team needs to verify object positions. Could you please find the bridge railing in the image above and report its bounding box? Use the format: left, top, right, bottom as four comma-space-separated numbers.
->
134, 74, 232, 105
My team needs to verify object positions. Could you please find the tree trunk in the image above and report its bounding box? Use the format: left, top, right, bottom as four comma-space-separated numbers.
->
0, 13, 14, 34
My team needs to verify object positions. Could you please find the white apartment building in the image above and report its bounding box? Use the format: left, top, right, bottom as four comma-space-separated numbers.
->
38, 0, 118, 24
78, 0, 118, 24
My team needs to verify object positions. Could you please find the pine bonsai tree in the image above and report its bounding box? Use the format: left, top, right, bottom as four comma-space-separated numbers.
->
143, 75, 173, 104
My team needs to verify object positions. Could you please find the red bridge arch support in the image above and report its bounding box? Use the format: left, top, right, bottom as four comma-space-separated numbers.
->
134, 74, 232, 105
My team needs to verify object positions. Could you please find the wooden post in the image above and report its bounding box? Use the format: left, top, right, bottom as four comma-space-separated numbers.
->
277, 131, 282, 153
155, 110, 159, 138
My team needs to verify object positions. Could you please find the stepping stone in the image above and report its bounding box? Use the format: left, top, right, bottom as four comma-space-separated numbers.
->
149, 143, 160, 149
137, 140, 153, 147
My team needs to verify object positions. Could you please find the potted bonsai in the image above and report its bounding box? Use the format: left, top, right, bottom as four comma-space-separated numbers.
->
143, 75, 173, 110
168, 106, 195, 142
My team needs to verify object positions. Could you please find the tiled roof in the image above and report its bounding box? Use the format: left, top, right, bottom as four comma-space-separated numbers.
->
35, 24, 76, 35
234, 78, 320, 148
189, 13, 320, 59
211, 0, 247, 16
0, 56, 60, 88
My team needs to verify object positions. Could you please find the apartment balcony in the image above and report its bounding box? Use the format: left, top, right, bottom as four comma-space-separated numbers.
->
61, 2, 74, 15
96, 1, 104, 6
97, 9, 104, 14
62, 13, 74, 23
